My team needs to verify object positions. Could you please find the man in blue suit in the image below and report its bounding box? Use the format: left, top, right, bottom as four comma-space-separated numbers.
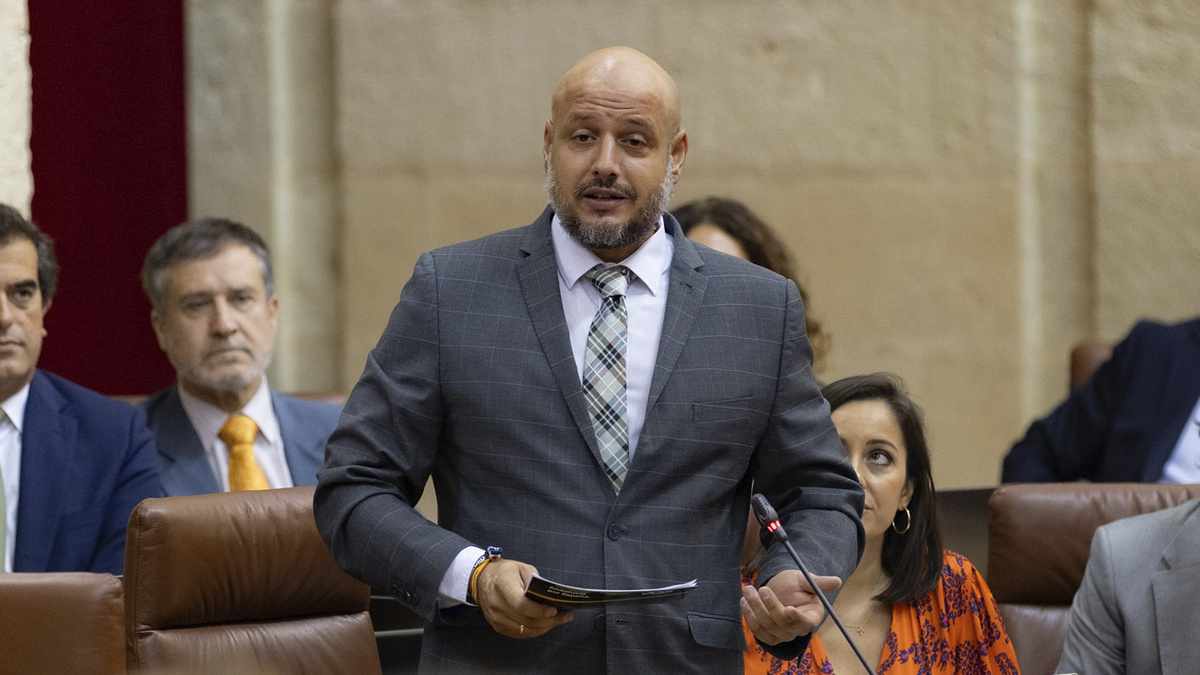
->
0, 204, 160, 573
1003, 317, 1200, 483
140, 218, 339, 496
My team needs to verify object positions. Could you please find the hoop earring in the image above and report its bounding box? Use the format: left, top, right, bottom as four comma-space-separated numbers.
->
892, 507, 911, 534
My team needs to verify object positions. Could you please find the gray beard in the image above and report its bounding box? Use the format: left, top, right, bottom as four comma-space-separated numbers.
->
546, 156, 674, 252
173, 343, 273, 396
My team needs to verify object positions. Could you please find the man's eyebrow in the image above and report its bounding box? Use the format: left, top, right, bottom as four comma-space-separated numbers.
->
8, 279, 38, 292
177, 290, 214, 303
564, 113, 655, 132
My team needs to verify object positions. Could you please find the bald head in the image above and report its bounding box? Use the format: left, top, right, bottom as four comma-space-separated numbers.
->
543, 46, 688, 263
551, 47, 681, 137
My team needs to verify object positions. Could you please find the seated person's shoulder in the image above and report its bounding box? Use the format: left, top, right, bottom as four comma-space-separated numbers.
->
31, 373, 154, 457
273, 390, 343, 427
1124, 315, 1200, 346
139, 387, 174, 415
1104, 498, 1200, 541
38, 370, 145, 422
940, 549, 982, 579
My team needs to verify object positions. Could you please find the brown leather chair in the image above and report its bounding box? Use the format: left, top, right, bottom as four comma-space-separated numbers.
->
123, 486, 381, 674
987, 482, 1200, 675
0, 572, 125, 675
1068, 340, 1114, 390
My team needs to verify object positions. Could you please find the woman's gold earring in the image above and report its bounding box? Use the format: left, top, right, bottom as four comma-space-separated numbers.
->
892, 507, 911, 534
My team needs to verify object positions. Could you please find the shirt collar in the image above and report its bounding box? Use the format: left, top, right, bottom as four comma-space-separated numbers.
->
0, 382, 31, 433
551, 213, 672, 297
177, 379, 280, 446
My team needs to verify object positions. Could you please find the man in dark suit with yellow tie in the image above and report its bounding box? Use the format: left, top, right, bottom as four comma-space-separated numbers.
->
316, 47, 864, 674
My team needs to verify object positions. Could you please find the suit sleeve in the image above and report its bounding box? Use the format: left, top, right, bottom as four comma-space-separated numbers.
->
93, 407, 162, 574
1057, 527, 1126, 675
315, 252, 472, 622
1002, 323, 1142, 482
752, 280, 866, 660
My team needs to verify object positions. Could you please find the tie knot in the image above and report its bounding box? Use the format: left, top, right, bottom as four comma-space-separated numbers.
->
219, 414, 258, 447
585, 265, 632, 299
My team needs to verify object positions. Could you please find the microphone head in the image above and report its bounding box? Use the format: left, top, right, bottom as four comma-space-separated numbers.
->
750, 493, 779, 527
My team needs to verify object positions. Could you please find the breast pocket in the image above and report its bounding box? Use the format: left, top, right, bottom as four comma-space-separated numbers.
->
693, 396, 756, 423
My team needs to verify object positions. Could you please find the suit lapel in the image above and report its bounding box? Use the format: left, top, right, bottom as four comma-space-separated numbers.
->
275, 390, 303, 485
515, 208, 602, 462
273, 391, 318, 486
1143, 322, 1200, 480
1152, 502, 1200, 674
155, 387, 222, 496
645, 215, 705, 413
14, 371, 75, 571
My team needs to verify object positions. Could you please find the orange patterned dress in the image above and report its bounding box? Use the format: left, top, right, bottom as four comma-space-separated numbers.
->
742, 551, 1020, 675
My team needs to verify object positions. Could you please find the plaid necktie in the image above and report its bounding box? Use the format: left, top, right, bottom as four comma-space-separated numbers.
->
583, 265, 633, 492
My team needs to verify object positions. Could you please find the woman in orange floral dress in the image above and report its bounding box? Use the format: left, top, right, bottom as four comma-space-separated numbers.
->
741, 374, 1020, 675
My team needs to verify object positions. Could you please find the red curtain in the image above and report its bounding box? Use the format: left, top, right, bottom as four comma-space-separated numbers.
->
29, 0, 185, 395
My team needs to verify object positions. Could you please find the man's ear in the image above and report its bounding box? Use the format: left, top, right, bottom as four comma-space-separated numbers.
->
669, 129, 688, 183
543, 121, 554, 169
40, 298, 51, 336
150, 308, 169, 351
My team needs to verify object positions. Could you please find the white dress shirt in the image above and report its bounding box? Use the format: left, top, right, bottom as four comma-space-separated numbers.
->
1, 383, 31, 573
1159, 393, 1200, 483
177, 379, 295, 491
437, 215, 675, 607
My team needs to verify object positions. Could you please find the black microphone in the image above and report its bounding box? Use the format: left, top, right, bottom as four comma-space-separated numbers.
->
750, 493, 877, 675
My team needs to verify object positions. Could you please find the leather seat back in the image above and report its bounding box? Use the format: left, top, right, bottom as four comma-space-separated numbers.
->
0, 572, 125, 675
123, 486, 381, 674
987, 482, 1200, 675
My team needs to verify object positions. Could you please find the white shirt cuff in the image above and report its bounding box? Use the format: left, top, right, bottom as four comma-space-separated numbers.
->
437, 545, 485, 608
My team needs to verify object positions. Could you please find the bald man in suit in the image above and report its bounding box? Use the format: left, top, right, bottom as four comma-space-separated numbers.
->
315, 48, 864, 674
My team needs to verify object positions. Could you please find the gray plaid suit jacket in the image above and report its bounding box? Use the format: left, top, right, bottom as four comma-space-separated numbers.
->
315, 207, 864, 674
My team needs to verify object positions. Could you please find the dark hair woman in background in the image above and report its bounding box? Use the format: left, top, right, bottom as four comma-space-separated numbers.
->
740, 373, 1020, 674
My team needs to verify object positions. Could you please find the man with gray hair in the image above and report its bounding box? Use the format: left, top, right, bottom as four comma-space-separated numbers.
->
141, 218, 339, 496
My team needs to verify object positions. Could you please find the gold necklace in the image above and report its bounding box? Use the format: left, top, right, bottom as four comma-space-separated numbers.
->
840, 601, 885, 637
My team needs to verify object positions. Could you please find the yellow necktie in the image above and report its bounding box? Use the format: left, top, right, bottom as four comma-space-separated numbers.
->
219, 414, 269, 491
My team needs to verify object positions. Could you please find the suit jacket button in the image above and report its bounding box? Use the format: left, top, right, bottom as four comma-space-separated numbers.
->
405, 591, 418, 605
607, 523, 624, 540
593, 613, 606, 631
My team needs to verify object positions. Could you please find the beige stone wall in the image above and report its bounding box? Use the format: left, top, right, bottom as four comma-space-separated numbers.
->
1092, 1, 1200, 336
0, 0, 31, 212
187, 0, 341, 392
191, 0, 1200, 488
